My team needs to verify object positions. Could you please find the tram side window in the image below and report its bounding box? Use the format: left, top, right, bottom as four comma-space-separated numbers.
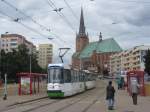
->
79, 72, 81, 82
64, 69, 71, 83
80, 72, 83, 82
72, 70, 76, 82
48, 69, 50, 83
71, 70, 74, 82
76, 71, 78, 82
82, 73, 85, 82
74, 71, 76, 82
74, 71, 78, 82
87, 73, 91, 81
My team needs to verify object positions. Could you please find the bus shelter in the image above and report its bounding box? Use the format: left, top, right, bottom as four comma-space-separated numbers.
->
127, 70, 145, 96
17, 72, 47, 95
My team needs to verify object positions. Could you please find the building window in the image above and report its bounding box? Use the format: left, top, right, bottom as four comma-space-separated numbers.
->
10, 43, 17, 46
11, 39, 17, 41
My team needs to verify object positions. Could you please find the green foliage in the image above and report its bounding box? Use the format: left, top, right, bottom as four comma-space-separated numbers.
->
144, 49, 150, 75
0, 44, 46, 82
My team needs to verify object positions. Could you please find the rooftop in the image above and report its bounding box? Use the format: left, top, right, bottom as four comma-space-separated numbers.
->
73, 38, 122, 59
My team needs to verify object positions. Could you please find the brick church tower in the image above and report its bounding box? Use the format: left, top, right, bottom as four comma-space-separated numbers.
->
76, 8, 89, 52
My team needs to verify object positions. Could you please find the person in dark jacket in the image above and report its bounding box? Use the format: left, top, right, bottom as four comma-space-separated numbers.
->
106, 81, 115, 110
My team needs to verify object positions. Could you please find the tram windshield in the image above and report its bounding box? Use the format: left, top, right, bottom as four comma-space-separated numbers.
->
48, 67, 63, 83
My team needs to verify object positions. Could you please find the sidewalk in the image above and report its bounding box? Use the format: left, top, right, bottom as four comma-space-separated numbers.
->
88, 80, 150, 112
0, 93, 47, 110
115, 89, 150, 112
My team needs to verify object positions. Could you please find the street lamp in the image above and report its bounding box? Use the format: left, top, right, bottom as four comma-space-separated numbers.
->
29, 53, 31, 74
3, 73, 7, 100
29, 46, 33, 74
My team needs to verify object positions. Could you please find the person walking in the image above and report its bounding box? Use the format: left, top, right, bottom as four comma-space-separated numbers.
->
130, 79, 139, 105
106, 81, 116, 110
116, 77, 121, 90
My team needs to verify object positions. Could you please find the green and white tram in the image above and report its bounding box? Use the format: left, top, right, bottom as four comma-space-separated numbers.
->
47, 63, 96, 98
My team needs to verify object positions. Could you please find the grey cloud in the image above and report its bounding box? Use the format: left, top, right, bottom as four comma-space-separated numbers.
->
0, 0, 150, 63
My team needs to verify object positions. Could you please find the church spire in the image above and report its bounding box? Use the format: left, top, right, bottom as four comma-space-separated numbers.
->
79, 8, 85, 35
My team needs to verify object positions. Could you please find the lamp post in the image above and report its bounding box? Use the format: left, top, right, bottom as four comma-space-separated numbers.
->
3, 73, 7, 100
30, 54, 31, 74
29, 47, 32, 74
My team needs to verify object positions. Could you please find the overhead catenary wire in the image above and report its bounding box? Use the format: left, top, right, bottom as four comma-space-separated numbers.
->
47, 0, 76, 32
0, 10, 73, 49
1, 0, 73, 48
1, 0, 51, 32
112, 0, 150, 4
63, 0, 78, 20
0, 10, 54, 41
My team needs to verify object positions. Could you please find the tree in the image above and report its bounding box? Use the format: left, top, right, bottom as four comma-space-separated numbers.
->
0, 44, 46, 82
0, 50, 7, 79
144, 49, 150, 75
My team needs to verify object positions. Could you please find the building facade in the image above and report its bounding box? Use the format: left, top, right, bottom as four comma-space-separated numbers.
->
38, 44, 53, 69
72, 9, 122, 74
110, 45, 150, 75
0, 33, 36, 53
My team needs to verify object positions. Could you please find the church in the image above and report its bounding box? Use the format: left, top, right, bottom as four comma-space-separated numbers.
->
72, 9, 122, 75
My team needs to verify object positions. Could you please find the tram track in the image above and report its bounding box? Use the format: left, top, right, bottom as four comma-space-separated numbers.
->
53, 80, 106, 112
25, 81, 106, 112
0, 87, 97, 112
21, 87, 99, 112
1, 81, 106, 112
7, 96, 49, 107
0, 97, 51, 112
54, 87, 105, 112
81, 90, 105, 112
21, 99, 62, 112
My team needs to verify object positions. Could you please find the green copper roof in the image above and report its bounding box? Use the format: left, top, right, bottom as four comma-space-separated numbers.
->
79, 38, 122, 58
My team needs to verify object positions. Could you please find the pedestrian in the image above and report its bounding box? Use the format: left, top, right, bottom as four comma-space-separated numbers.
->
130, 79, 140, 105
106, 81, 116, 110
120, 77, 125, 89
116, 77, 121, 90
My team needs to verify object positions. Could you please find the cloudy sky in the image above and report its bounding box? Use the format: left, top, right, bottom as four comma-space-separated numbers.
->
0, 0, 150, 64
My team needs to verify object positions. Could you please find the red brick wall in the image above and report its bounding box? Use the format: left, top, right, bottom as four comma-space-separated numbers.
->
91, 52, 114, 73
72, 51, 117, 73
76, 36, 89, 52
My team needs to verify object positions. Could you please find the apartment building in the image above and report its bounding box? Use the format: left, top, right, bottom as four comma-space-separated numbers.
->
110, 45, 150, 75
0, 33, 36, 53
38, 44, 53, 69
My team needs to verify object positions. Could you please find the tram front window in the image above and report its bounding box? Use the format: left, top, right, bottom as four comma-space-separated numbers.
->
48, 68, 62, 83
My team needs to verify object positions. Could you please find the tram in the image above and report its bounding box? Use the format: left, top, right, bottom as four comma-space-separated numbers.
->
47, 63, 96, 98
